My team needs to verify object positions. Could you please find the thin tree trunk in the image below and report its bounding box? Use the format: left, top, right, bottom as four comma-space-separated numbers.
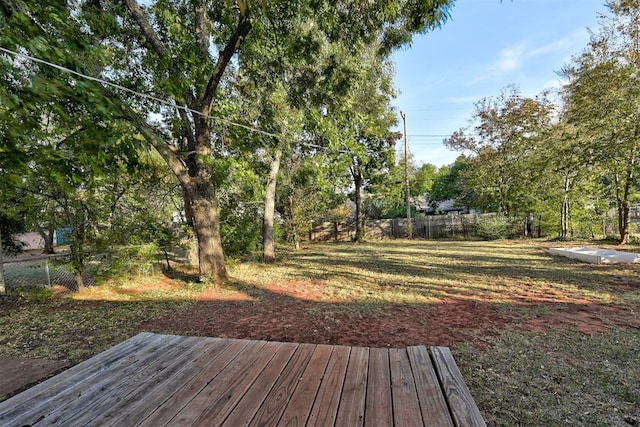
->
190, 186, 228, 281
619, 151, 635, 245
354, 181, 363, 241
288, 194, 299, 250
67, 207, 87, 292
74, 272, 84, 292
619, 202, 631, 245
263, 150, 281, 263
560, 172, 570, 240
34, 221, 55, 254
352, 160, 365, 242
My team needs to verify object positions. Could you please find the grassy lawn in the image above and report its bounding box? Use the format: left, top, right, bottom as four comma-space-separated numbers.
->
1, 239, 639, 426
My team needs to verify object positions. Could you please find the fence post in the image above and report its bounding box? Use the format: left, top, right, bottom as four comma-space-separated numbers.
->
45, 259, 51, 288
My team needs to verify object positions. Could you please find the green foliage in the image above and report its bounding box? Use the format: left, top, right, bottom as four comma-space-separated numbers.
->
8, 286, 53, 303
476, 214, 514, 240
429, 156, 469, 206
218, 158, 264, 257
0, 213, 25, 254
95, 243, 162, 283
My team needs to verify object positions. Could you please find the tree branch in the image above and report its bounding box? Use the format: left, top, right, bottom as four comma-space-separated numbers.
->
194, 0, 210, 56
200, 13, 252, 116
122, 107, 191, 186
122, 0, 168, 58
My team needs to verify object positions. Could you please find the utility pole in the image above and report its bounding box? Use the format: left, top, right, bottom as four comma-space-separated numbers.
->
400, 111, 412, 238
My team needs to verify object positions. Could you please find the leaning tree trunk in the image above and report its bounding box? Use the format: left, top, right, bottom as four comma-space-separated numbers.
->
263, 150, 281, 263
190, 186, 227, 281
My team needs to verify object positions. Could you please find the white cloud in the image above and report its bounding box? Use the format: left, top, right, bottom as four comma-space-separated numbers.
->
493, 42, 528, 73
465, 30, 589, 87
528, 30, 587, 57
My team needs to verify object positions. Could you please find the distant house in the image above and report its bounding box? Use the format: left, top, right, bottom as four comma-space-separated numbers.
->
414, 197, 469, 215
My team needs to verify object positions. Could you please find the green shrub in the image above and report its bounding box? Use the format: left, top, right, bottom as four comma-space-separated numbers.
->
95, 243, 162, 282
10, 286, 54, 303
476, 214, 511, 240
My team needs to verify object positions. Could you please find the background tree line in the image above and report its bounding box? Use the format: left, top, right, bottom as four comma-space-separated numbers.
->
438, 1, 640, 244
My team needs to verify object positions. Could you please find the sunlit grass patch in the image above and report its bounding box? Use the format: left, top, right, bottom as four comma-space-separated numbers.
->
230, 239, 639, 309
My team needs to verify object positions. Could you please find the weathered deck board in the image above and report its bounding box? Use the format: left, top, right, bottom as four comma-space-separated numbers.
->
335, 346, 369, 426
93, 336, 221, 426
248, 343, 316, 426
407, 346, 455, 427
306, 345, 351, 427
220, 341, 298, 427
430, 346, 487, 427
0, 332, 167, 426
365, 348, 392, 427
0, 333, 485, 426
138, 338, 252, 426
390, 347, 424, 426
278, 344, 333, 426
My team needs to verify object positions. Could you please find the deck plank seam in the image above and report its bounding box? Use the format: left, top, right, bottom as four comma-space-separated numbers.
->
163, 338, 258, 426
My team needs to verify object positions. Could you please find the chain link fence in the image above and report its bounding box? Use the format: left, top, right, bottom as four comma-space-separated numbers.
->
2, 255, 95, 291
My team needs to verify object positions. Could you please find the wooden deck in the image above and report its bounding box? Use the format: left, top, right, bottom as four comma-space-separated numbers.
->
0, 333, 485, 426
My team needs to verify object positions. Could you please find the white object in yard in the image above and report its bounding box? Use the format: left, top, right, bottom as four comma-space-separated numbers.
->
549, 247, 640, 264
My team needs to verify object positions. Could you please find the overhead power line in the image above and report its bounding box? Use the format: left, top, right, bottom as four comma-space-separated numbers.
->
0, 46, 278, 138
408, 135, 451, 137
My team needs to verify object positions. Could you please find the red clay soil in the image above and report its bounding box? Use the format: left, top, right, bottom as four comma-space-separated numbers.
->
139, 279, 639, 347
141, 297, 509, 349
2, 277, 638, 401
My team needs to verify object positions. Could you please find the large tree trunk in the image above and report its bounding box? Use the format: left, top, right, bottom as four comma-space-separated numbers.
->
263, 150, 281, 263
190, 184, 228, 281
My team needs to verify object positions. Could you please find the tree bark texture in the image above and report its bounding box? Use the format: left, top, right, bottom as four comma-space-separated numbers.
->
351, 159, 365, 242
34, 221, 55, 254
263, 150, 281, 263
190, 185, 228, 281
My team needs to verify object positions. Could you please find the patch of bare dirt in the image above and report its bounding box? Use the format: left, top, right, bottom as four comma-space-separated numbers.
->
139, 282, 511, 349
522, 304, 640, 335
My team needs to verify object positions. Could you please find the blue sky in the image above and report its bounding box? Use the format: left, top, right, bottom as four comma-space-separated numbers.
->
391, 0, 606, 167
